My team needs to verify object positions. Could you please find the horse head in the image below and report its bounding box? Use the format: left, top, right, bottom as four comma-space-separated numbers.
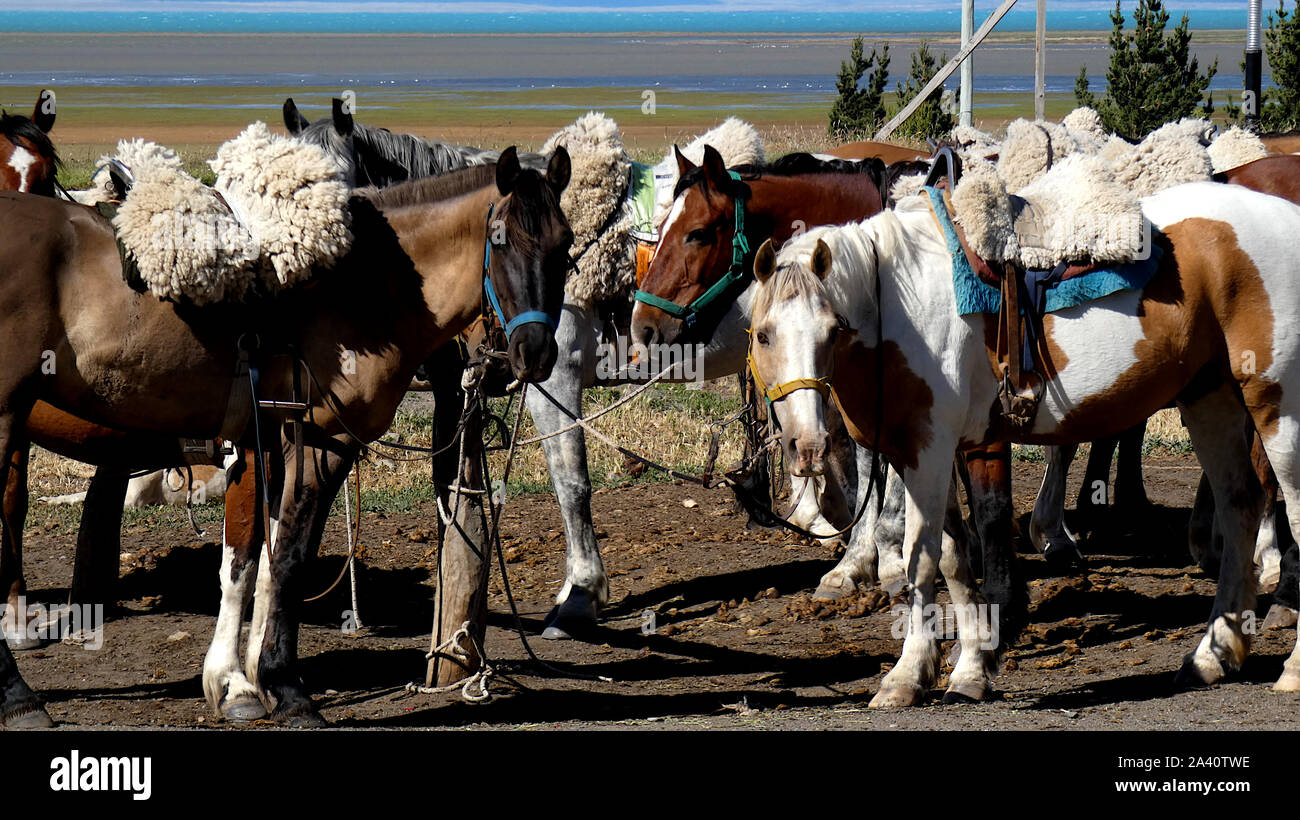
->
631, 143, 751, 347
748, 233, 846, 476
487, 145, 573, 383
0, 89, 60, 196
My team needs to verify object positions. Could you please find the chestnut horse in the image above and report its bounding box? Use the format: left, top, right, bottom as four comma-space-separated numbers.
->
0, 90, 57, 195
630, 146, 1025, 634
747, 182, 1300, 706
0, 148, 573, 728
827, 140, 930, 165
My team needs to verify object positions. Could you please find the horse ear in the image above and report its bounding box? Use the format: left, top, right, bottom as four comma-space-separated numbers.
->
33, 89, 55, 133
754, 239, 777, 284
283, 97, 309, 135
546, 145, 571, 194
331, 98, 353, 137
674, 145, 695, 177
702, 144, 728, 184
496, 146, 522, 195
811, 239, 833, 280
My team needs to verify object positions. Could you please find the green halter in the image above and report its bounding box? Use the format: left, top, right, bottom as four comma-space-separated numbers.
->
633, 170, 750, 329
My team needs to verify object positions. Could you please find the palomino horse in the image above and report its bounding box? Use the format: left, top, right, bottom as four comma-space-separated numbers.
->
0, 147, 573, 728
747, 182, 1300, 706
0, 89, 57, 195
630, 146, 1025, 634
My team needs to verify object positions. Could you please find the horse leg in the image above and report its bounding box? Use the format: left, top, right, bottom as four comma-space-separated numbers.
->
1174, 384, 1263, 688
870, 439, 955, 708
939, 478, 998, 704
1112, 419, 1151, 512
814, 448, 883, 599
1, 442, 38, 650
256, 439, 355, 726
1075, 436, 1117, 531
202, 451, 266, 721
0, 412, 51, 727
69, 466, 128, 609
523, 305, 607, 640
1030, 444, 1085, 573
1251, 434, 1283, 594
964, 442, 1027, 647
1187, 471, 1219, 573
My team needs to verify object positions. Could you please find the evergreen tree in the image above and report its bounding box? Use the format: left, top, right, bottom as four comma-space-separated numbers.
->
1075, 0, 1217, 140
893, 42, 955, 142
1260, 1, 1300, 131
828, 37, 890, 140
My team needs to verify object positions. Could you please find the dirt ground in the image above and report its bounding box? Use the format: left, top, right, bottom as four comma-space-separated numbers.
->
11, 451, 1300, 730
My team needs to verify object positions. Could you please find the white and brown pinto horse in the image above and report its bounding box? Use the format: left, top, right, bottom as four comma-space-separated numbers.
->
747, 183, 1300, 706
0, 90, 57, 195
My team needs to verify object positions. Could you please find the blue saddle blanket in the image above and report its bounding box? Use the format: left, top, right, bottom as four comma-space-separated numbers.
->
924, 186, 1162, 317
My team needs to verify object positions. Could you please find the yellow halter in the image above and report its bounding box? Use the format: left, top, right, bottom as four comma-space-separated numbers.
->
746, 335, 831, 404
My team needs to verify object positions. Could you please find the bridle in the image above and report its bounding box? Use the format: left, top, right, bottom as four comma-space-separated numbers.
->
632, 169, 751, 330
480, 201, 560, 340
746, 345, 831, 407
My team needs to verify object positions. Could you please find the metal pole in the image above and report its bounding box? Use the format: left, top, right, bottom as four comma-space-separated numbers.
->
1035, 0, 1046, 121
1245, 0, 1263, 130
960, 0, 974, 127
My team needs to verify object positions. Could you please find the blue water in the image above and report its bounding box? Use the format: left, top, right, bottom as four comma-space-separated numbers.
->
0, 8, 1250, 34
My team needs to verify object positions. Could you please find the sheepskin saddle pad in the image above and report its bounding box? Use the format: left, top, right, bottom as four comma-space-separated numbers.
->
109, 122, 352, 306
927, 186, 1162, 318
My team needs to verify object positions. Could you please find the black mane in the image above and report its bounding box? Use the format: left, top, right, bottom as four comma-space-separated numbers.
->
672, 151, 885, 201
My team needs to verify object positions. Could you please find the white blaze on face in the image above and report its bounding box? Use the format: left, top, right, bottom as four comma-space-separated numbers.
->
8, 146, 37, 193
760, 292, 836, 475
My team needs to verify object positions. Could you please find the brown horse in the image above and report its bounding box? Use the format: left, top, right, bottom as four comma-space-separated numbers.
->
0, 147, 573, 728
827, 140, 929, 165
0, 90, 57, 195
630, 145, 1025, 635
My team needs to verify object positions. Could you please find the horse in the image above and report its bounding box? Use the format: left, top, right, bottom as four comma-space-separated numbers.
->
746, 182, 1300, 706
629, 146, 1026, 633
825, 140, 930, 165
0, 89, 57, 196
283, 96, 545, 187
0, 146, 573, 728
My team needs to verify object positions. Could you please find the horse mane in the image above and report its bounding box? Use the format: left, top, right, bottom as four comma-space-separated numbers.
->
350, 122, 484, 178
0, 111, 59, 169
354, 163, 497, 210
672, 151, 885, 201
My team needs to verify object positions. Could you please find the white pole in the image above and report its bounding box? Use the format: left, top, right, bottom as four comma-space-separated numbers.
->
960, 0, 974, 127
1035, 0, 1046, 120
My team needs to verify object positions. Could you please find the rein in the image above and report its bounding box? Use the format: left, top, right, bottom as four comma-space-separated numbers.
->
481, 201, 560, 341
632, 169, 751, 329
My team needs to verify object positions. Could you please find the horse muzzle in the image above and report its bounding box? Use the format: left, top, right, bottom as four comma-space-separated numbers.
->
507, 323, 559, 384
630, 302, 685, 349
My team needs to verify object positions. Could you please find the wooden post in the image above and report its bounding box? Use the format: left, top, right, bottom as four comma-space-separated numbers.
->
427, 346, 492, 688
1035, 0, 1046, 121
960, 0, 974, 127
876, 0, 1020, 140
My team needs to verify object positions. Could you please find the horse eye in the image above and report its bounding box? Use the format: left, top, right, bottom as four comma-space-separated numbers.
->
756, 331, 769, 346
686, 227, 714, 245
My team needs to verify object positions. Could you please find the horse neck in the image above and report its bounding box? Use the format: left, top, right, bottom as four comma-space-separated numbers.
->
369, 186, 496, 358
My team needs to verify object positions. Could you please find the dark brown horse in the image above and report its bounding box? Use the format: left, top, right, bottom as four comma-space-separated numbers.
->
0, 147, 573, 728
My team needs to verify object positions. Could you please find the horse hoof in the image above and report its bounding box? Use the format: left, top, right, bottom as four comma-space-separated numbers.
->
221, 695, 269, 722
1263, 605, 1299, 631
1273, 668, 1300, 692
3, 704, 54, 728
869, 684, 924, 708
1043, 544, 1085, 576
812, 578, 856, 601
541, 589, 599, 641
1174, 652, 1223, 689
287, 712, 328, 729
942, 682, 988, 704
4, 634, 41, 651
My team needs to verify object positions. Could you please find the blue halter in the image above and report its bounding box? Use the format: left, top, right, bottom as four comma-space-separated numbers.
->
482, 202, 559, 340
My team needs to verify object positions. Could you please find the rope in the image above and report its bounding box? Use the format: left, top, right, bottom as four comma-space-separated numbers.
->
513, 360, 679, 446
403, 620, 494, 702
